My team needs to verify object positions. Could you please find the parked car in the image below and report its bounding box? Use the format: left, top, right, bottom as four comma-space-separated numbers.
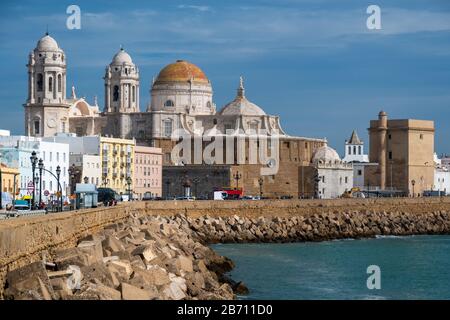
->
97, 188, 120, 206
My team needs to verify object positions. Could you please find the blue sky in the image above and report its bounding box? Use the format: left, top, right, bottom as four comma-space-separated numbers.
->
1, 0, 449, 155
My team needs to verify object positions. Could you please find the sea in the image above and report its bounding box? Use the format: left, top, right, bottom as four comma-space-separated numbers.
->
211, 235, 450, 300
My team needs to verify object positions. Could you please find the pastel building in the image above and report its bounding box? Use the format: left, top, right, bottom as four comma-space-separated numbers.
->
0, 135, 69, 198
69, 154, 101, 187
134, 146, 162, 198
44, 134, 135, 194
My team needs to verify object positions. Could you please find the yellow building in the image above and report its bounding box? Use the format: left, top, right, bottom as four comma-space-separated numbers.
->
99, 137, 135, 195
0, 163, 20, 195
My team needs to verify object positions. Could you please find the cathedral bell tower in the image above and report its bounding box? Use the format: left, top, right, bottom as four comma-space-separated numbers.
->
104, 47, 140, 113
24, 33, 69, 137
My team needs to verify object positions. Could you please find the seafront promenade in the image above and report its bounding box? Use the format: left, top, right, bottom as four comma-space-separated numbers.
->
1, 197, 450, 299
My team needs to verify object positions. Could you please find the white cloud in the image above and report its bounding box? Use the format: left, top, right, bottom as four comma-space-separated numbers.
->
177, 5, 211, 12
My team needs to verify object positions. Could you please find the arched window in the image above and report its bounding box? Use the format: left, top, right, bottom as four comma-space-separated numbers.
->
57, 74, 62, 93
206, 101, 212, 109
358, 146, 362, 155
348, 146, 351, 155
34, 119, 40, 135
164, 100, 174, 107
132, 86, 135, 103
37, 73, 43, 92
48, 77, 53, 92
113, 85, 119, 101
353, 146, 356, 154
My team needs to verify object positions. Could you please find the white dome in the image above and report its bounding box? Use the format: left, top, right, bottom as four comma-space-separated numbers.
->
36, 34, 59, 51
313, 146, 341, 163
111, 48, 133, 65
220, 77, 266, 116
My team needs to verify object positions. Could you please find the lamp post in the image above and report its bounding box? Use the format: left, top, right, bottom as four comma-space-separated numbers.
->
38, 158, 44, 205
411, 179, 416, 197
30, 151, 38, 209
192, 177, 200, 198
56, 165, 62, 212
233, 172, 242, 190
68, 164, 79, 195
165, 179, 171, 199
258, 177, 264, 198
127, 176, 132, 200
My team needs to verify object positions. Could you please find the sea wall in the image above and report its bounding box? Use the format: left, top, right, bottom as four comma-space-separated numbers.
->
1, 197, 450, 299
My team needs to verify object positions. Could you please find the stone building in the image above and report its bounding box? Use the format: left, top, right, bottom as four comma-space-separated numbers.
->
24, 34, 328, 198
298, 146, 353, 199
365, 111, 435, 196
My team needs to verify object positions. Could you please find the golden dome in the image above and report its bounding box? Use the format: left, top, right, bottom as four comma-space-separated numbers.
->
155, 60, 209, 84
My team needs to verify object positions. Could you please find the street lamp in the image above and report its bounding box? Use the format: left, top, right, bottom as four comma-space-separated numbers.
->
56, 165, 62, 212
165, 179, 171, 199
233, 172, 242, 190
193, 177, 200, 198
38, 158, 44, 205
68, 164, 79, 195
411, 179, 416, 197
258, 177, 264, 198
127, 176, 132, 200
30, 150, 38, 209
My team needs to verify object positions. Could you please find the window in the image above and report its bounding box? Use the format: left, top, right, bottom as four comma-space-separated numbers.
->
353, 146, 356, 154
348, 146, 351, 155
164, 100, 174, 107
132, 86, 136, 103
113, 85, 119, 102
358, 170, 362, 176
34, 120, 40, 135
420, 134, 423, 140
322, 176, 325, 183
48, 76, 53, 92
345, 177, 348, 183
50, 181, 53, 191
358, 146, 362, 155
388, 151, 392, 160
164, 120, 173, 137
340, 177, 342, 185
388, 134, 392, 140
61, 121, 66, 132
37, 74, 43, 91
63, 153, 66, 162
56, 152, 59, 162
57, 74, 62, 93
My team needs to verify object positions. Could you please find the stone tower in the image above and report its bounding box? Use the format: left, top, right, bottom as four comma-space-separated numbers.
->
377, 111, 388, 189
104, 48, 140, 113
24, 33, 70, 137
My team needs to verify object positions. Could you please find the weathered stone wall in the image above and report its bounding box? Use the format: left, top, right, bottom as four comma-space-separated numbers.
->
1, 197, 450, 297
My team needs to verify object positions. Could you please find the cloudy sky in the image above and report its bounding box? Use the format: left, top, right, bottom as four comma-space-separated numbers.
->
1, 0, 449, 155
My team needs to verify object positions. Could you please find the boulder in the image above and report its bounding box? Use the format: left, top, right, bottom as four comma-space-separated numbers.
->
4, 261, 55, 300
77, 240, 104, 265
131, 242, 159, 262
102, 235, 125, 253
121, 283, 153, 300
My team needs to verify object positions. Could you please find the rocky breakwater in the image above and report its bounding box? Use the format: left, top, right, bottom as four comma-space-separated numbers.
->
191, 210, 450, 243
3, 213, 246, 300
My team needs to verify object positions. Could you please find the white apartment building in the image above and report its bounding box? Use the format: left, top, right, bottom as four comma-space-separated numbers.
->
69, 154, 101, 187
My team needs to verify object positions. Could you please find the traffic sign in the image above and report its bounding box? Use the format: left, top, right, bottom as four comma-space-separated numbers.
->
27, 181, 35, 192
44, 190, 50, 196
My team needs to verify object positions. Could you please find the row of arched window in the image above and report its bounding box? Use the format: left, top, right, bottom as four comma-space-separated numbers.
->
36, 73, 62, 93
112, 85, 136, 104
348, 145, 362, 155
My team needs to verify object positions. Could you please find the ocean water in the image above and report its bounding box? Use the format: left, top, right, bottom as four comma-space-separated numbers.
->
211, 235, 450, 300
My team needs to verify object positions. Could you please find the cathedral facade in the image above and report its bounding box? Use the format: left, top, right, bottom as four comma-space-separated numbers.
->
25, 34, 329, 198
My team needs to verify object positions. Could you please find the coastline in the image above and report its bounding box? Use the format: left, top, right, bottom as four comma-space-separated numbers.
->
1, 198, 450, 299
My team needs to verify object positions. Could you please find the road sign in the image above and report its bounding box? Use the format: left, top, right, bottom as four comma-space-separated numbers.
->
44, 190, 50, 196
27, 181, 35, 192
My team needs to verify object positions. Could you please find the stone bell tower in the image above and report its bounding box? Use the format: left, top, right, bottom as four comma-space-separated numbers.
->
24, 33, 70, 137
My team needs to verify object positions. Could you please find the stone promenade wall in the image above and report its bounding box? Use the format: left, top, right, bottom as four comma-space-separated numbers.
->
1, 197, 450, 297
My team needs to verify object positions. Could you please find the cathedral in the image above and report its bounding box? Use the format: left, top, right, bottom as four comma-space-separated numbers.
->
24, 33, 329, 198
